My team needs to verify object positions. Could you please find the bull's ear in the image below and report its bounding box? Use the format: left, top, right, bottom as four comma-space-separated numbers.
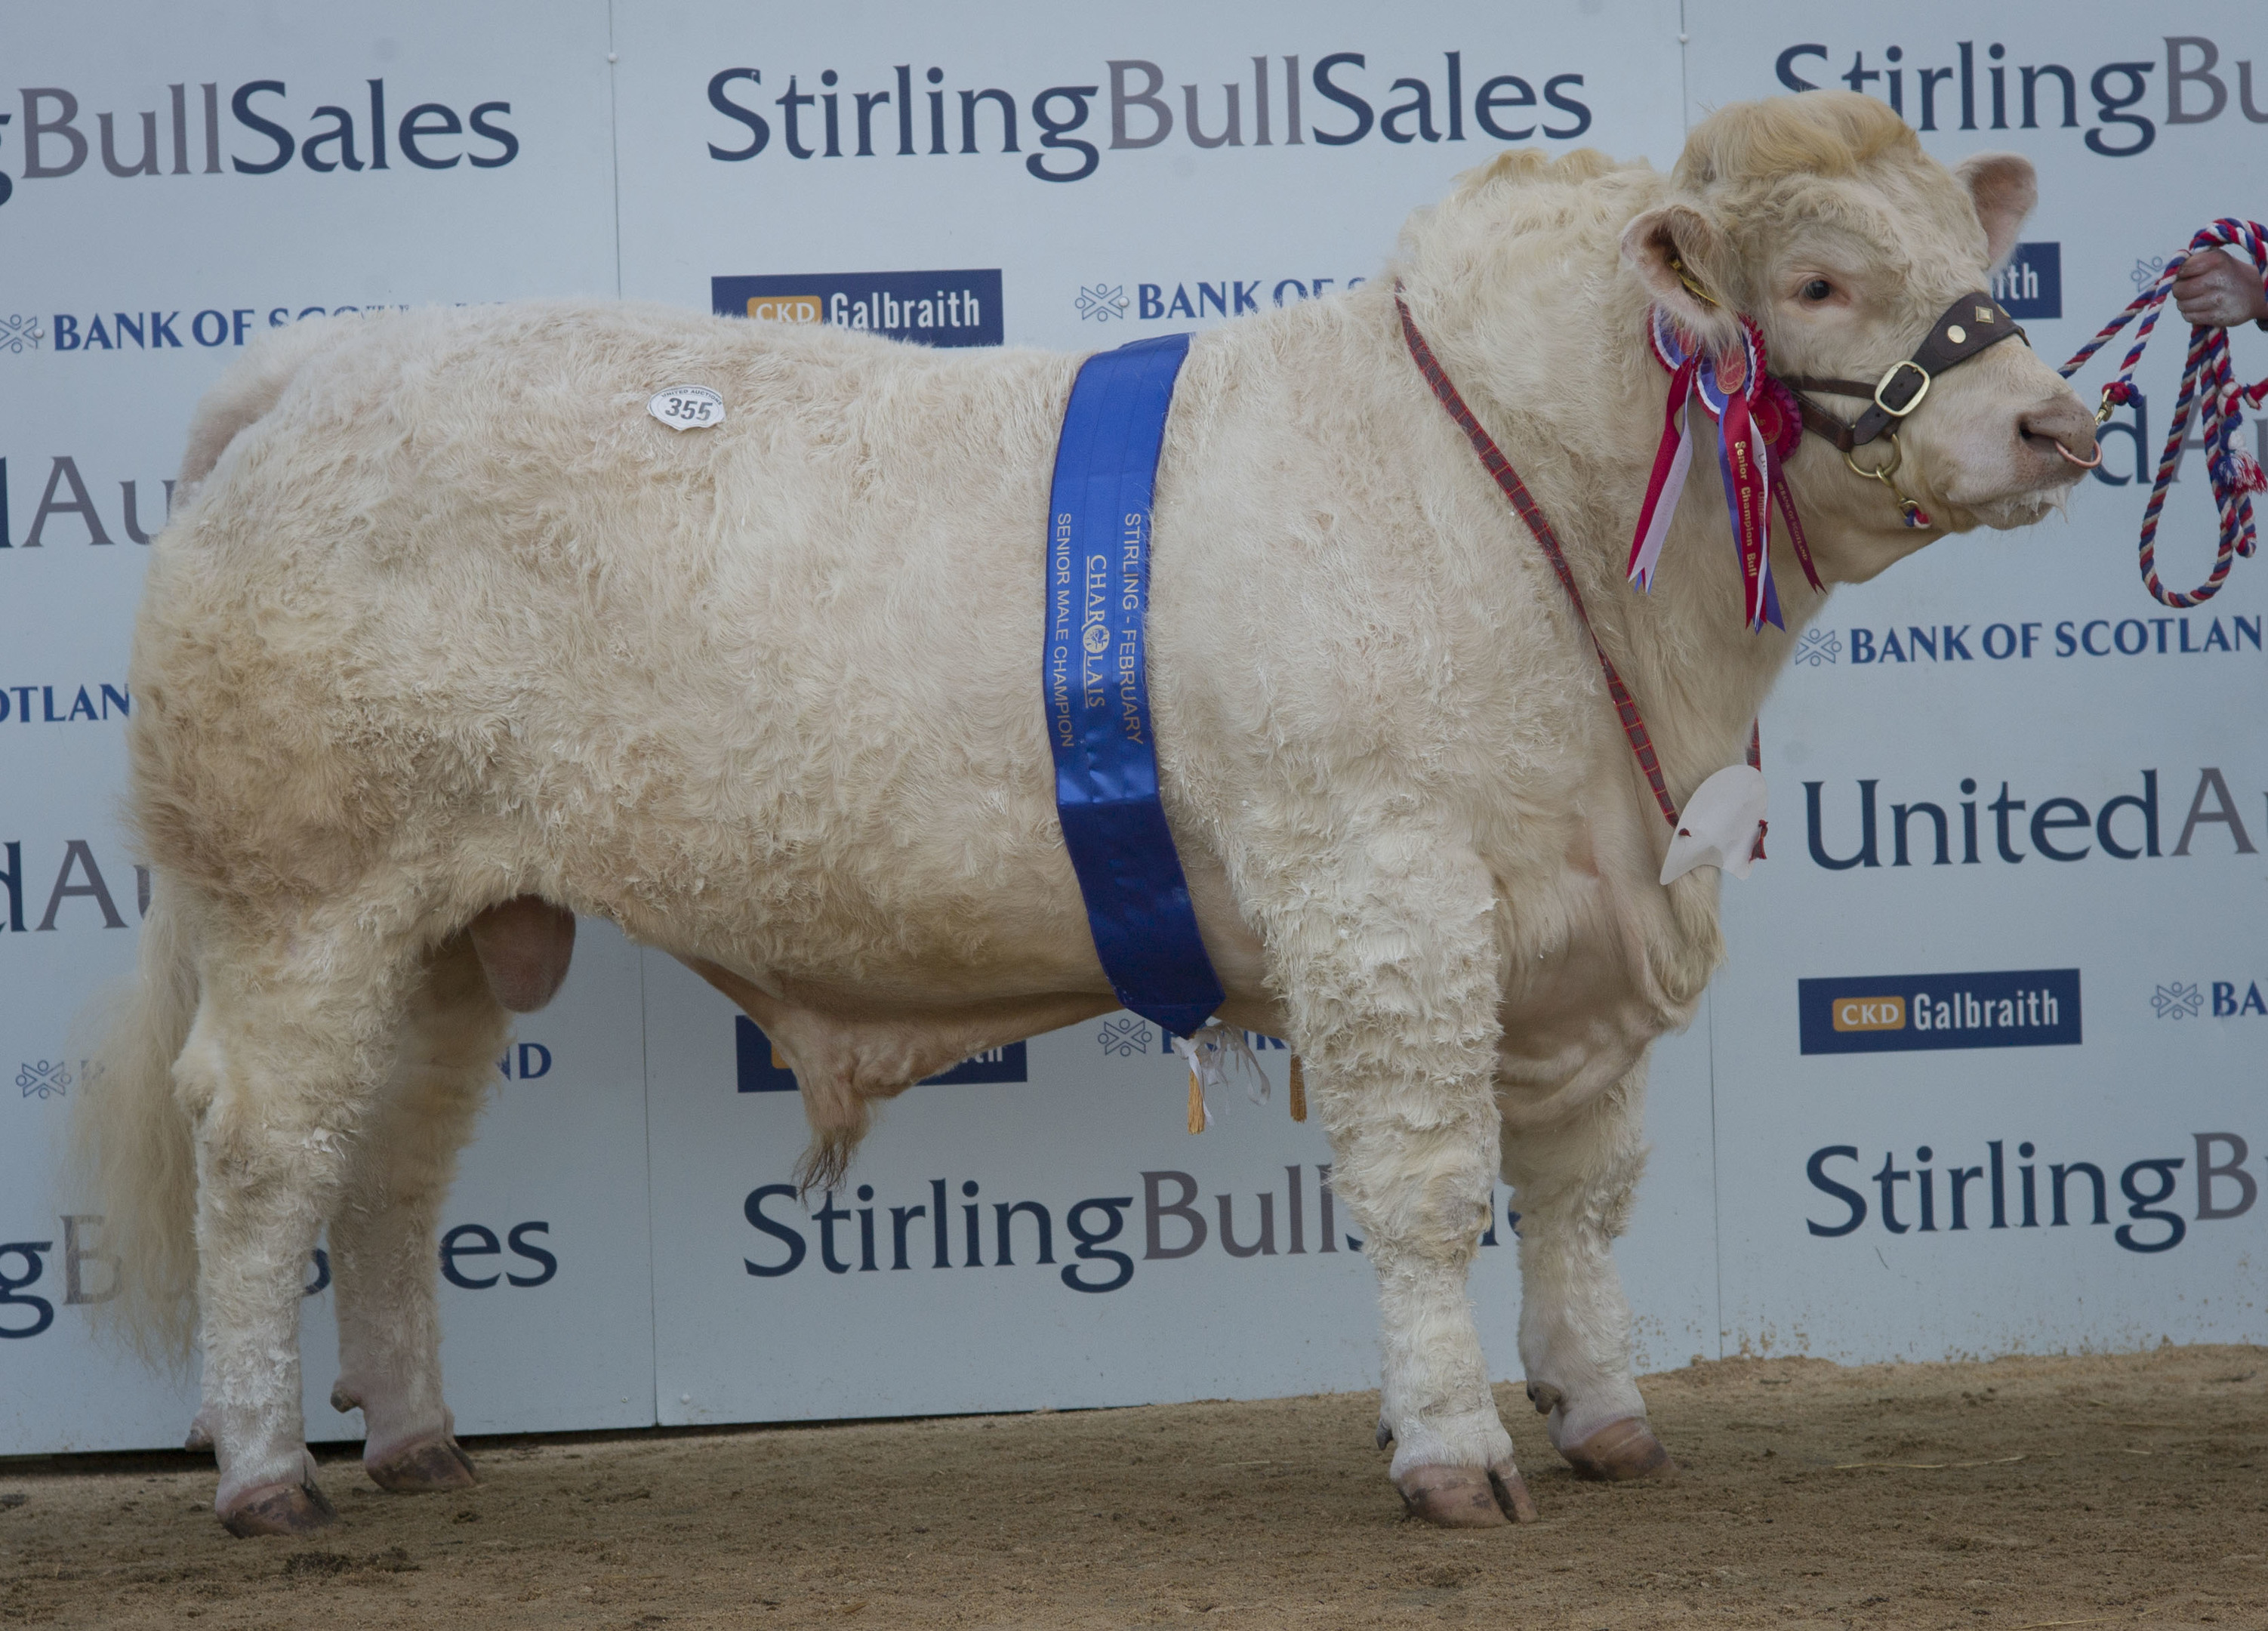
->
1619, 202, 1740, 345
1954, 152, 2035, 269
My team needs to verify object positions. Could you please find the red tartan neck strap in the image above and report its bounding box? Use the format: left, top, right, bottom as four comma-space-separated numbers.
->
1394, 287, 1684, 828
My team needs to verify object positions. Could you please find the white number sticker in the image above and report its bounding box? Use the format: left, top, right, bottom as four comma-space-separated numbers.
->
647, 384, 726, 430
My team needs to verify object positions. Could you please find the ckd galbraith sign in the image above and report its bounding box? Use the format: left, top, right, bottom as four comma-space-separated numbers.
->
3, 2, 2262, 1454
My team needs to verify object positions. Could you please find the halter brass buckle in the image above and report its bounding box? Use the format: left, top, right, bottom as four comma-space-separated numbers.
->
1873, 359, 1931, 418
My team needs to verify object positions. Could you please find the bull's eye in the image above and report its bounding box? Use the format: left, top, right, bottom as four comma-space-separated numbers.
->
1800, 278, 1835, 304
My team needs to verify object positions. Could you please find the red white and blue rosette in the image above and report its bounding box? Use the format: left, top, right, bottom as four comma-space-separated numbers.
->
1627, 308, 1817, 631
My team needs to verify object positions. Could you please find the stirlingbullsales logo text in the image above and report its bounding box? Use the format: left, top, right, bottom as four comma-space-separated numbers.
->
0, 79, 517, 206
1773, 35, 2261, 157
1806, 1132, 2258, 1255
738, 1165, 1516, 1292
705, 51, 1592, 183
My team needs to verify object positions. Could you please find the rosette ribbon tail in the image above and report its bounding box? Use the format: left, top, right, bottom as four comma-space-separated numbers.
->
1715, 387, 1775, 630
1628, 356, 1699, 590
1770, 467, 1825, 592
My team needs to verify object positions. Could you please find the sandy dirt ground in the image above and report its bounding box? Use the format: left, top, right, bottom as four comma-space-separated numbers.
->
3, 1344, 2263, 1630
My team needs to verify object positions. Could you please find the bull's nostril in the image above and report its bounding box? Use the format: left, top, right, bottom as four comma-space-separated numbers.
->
2018, 407, 2097, 467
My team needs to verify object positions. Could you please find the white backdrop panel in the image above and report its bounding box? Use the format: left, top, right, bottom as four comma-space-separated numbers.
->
610, 0, 1712, 1426
1688, 3, 2268, 1358
0, 0, 635, 1454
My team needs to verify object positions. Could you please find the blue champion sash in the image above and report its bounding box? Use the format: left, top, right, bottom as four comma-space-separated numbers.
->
1043, 332, 1224, 1039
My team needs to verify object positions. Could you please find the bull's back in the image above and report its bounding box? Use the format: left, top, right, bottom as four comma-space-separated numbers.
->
131, 302, 1092, 975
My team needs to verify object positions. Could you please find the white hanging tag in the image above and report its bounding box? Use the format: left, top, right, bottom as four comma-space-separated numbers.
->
1659, 763, 1770, 884
647, 384, 726, 430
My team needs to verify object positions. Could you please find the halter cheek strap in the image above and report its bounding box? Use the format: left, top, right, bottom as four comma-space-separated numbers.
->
1764, 291, 2027, 529
1780, 291, 2028, 451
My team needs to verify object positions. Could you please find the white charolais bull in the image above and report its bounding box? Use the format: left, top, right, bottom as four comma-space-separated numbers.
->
79, 92, 2094, 1537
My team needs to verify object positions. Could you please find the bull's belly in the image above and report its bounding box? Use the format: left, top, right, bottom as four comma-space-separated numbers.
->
631, 846, 1290, 1092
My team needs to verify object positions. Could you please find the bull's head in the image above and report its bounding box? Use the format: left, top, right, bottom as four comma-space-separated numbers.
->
1620, 90, 2096, 581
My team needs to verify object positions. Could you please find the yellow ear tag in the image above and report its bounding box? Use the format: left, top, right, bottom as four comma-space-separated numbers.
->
1287, 1054, 1308, 1123
1667, 252, 1720, 310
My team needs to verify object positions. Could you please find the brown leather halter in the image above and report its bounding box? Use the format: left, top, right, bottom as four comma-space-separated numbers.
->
1780, 292, 2027, 449
1778, 291, 2027, 526
1669, 252, 2029, 526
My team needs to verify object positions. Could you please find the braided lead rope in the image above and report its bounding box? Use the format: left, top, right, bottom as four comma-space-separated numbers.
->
2060, 219, 2268, 608
2060, 272, 2171, 381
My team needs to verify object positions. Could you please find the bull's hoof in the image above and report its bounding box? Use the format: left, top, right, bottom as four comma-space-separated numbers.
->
367, 1435, 479, 1493
1395, 1463, 1536, 1527
1493, 1466, 1540, 1523
1561, 1417, 1675, 1481
1398, 1465, 1504, 1527
219, 1478, 337, 1538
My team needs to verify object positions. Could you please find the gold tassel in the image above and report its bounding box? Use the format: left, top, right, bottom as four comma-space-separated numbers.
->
1187, 1064, 1206, 1135
1287, 1054, 1307, 1122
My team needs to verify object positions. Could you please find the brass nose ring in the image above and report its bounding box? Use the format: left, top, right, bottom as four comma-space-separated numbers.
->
2056, 442, 2103, 470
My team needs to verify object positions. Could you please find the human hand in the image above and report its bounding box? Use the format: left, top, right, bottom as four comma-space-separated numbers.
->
2171, 248, 2268, 328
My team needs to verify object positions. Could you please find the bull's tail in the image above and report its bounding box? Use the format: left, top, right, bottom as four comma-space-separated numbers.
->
69, 874, 203, 1365
173, 313, 350, 499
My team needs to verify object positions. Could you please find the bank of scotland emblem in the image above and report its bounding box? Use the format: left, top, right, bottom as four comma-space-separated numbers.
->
1794, 627, 1841, 668
17, 1059, 71, 1099
1077, 285, 1129, 322
0, 314, 42, 354
1097, 1016, 1149, 1056
2151, 982, 2203, 1019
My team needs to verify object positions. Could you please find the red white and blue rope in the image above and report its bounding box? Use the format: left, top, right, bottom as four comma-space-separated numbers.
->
2060, 218, 2268, 609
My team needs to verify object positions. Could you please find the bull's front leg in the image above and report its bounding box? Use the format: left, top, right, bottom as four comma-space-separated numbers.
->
1500, 1058, 1675, 1480
1339, 1098, 1534, 1526
1263, 831, 1532, 1527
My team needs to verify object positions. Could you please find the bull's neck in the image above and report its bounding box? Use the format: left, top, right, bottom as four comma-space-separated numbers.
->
1384, 233, 1820, 806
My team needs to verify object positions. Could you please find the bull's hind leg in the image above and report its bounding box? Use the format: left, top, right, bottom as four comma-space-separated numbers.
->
1501, 1059, 1673, 1481
1259, 828, 1530, 1527
176, 917, 417, 1537
327, 932, 508, 1493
